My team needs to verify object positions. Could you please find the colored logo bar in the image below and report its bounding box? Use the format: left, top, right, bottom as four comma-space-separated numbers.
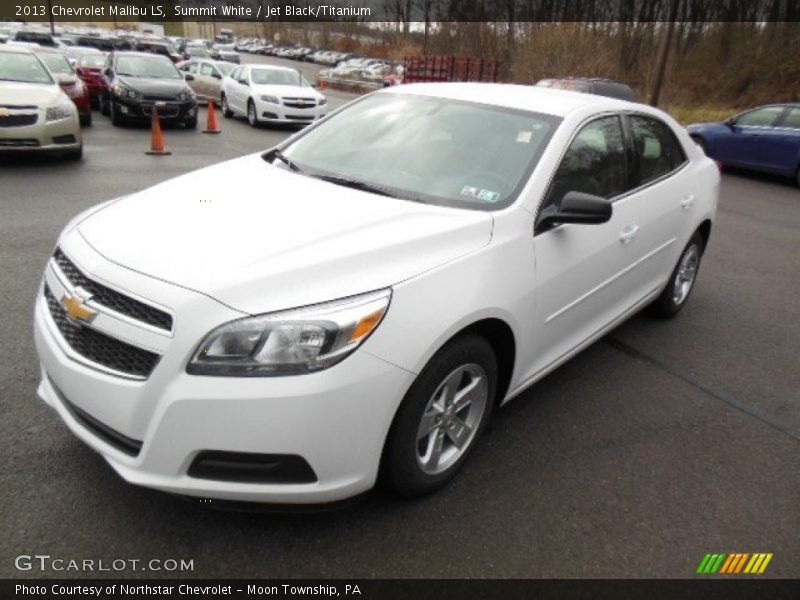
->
696, 553, 773, 574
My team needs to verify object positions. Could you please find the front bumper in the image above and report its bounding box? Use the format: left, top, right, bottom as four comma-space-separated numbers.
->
0, 108, 81, 152
255, 97, 326, 123
33, 239, 414, 504
112, 96, 197, 121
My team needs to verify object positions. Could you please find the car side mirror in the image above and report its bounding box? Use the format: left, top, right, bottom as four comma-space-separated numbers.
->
536, 191, 613, 231
212, 72, 221, 79
105, 68, 113, 78
238, 79, 249, 86
724, 116, 736, 127
184, 73, 195, 81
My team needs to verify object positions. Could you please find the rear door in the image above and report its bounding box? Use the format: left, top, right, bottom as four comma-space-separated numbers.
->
623, 114, 693, 294
199, 62, 222, 102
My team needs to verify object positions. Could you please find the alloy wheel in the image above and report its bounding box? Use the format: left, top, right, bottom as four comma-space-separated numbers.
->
672, 244, 700, 305
416, 363, 488, 475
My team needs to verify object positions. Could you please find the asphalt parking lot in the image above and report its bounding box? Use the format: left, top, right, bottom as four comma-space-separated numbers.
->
1, 54, 798, 579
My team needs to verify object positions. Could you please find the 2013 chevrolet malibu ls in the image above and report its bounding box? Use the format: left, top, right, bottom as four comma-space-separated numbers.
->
34, 84, 719, 504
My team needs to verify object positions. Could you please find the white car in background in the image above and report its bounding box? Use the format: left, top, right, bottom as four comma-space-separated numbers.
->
221, 64, 327, 127
0, 45, 82, 158
33, 85, 717, 504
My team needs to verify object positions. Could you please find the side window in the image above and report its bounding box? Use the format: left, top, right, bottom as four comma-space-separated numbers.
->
187, 62, 199, 74
230, 67, 242, 81
780, 108, 800, 129
630, 115, 687, 185
544, 116, 627, 209
200, 63, 217, 77
736, 106, 784, 127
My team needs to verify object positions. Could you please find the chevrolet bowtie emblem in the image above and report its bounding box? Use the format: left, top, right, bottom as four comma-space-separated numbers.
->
60, 294, 97, 323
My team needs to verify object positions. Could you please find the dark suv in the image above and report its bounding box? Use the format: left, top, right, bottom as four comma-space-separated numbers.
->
536, 77, 637, 102
99, 52, 198, 128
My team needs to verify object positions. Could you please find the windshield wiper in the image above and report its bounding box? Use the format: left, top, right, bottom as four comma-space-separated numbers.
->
313, 175, 400, 198
264, 148, 302, 173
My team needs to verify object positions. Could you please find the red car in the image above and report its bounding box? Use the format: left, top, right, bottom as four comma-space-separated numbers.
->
74, 52, 108, 107
33, 47, 92, 126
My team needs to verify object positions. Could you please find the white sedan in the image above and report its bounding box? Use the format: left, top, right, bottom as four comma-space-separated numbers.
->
220, 64, 327, 127
33, 84, 718, 504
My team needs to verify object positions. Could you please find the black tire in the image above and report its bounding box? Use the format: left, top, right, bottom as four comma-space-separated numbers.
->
691, 136, 707, 155
109, 100, 123, 126
184, 116, 197, 129
649, 231, 705, 319
99, 93, 110, 116
221, 94, 233, 118
247, 99, 259, 127
381, 335, 497, 497
80, 111, 92, 127
796, 166, 800, 189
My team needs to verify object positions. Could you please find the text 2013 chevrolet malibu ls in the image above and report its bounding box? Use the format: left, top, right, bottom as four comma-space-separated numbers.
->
34, 84, 719, 504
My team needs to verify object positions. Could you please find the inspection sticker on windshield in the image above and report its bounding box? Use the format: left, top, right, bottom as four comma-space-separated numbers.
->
462, 186, 499, 203
516, 131, 533, 143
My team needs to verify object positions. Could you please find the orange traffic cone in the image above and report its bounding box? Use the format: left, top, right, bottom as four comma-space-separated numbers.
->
145, 105, 170, 156
203, 101, 221, 134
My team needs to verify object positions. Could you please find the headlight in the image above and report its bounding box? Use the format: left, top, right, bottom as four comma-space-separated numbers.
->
112, 83, 140, 100
318, 97, 327, 106
46, 100, 75, 121
187, 289, 391, 376
260, 94, 279, 104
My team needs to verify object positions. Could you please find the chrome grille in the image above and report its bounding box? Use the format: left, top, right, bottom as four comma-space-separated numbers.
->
53, 248, 173, 331
45, 285, 161, 379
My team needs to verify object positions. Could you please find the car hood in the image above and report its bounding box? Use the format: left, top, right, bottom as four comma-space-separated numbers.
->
0, 81, 64, 106
75, 153, 493, 315
117, 75, 187, 95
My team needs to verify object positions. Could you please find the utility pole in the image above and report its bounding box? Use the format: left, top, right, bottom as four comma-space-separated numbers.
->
649, 0, 681, 107
47, 0, 54, 35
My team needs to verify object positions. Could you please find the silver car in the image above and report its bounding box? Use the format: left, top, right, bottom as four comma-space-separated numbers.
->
0, 45, 82, 159
177, 59, 235, 103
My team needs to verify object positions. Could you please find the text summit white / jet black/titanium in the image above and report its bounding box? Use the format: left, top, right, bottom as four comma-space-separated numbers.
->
34, 84, 719, 504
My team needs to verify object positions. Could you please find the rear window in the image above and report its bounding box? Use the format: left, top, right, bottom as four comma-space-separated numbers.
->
14, 31, 56, 47
79, 54, 106, 68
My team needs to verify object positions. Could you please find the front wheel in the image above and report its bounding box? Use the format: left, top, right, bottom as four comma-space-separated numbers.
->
649, 232, 705, 318
247, 99, 259, 127
381, 335, 497, 497
99, 93, 110, 116
221, 94, 233, 118
109, 100, 123, 126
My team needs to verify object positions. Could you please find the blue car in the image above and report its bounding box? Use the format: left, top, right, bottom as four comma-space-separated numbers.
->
687, 103, 800, 186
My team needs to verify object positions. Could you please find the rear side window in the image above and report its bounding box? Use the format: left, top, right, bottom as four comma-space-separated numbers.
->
780, 108, 800, 129
200, 63, 218, 77
630, 115, 687, 186
736, 106, 784, 127
544, 115, 627, 209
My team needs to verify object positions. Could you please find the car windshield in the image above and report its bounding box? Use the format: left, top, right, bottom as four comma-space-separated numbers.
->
79, 54, 106, 67
281, 93, 560, 210
0, 51, 54, 84
251, 68, 301, 86
116, 55, 180, 79
216, 62, 235, 76
38, 52, 72, 74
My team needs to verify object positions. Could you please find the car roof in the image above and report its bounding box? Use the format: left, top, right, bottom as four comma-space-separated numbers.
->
246, 64, 297, 73
387, 83, 641, 118
113, 51, 171, 59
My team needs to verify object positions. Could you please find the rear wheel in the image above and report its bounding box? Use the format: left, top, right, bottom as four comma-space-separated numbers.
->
649, 232, 704, 318
80, 110, 92, 127
796, 166, 800, 188
381, 335, 497, 497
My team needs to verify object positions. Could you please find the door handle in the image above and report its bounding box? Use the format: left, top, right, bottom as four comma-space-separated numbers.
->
681, 194, 696, 210
620, 224, 639, 244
